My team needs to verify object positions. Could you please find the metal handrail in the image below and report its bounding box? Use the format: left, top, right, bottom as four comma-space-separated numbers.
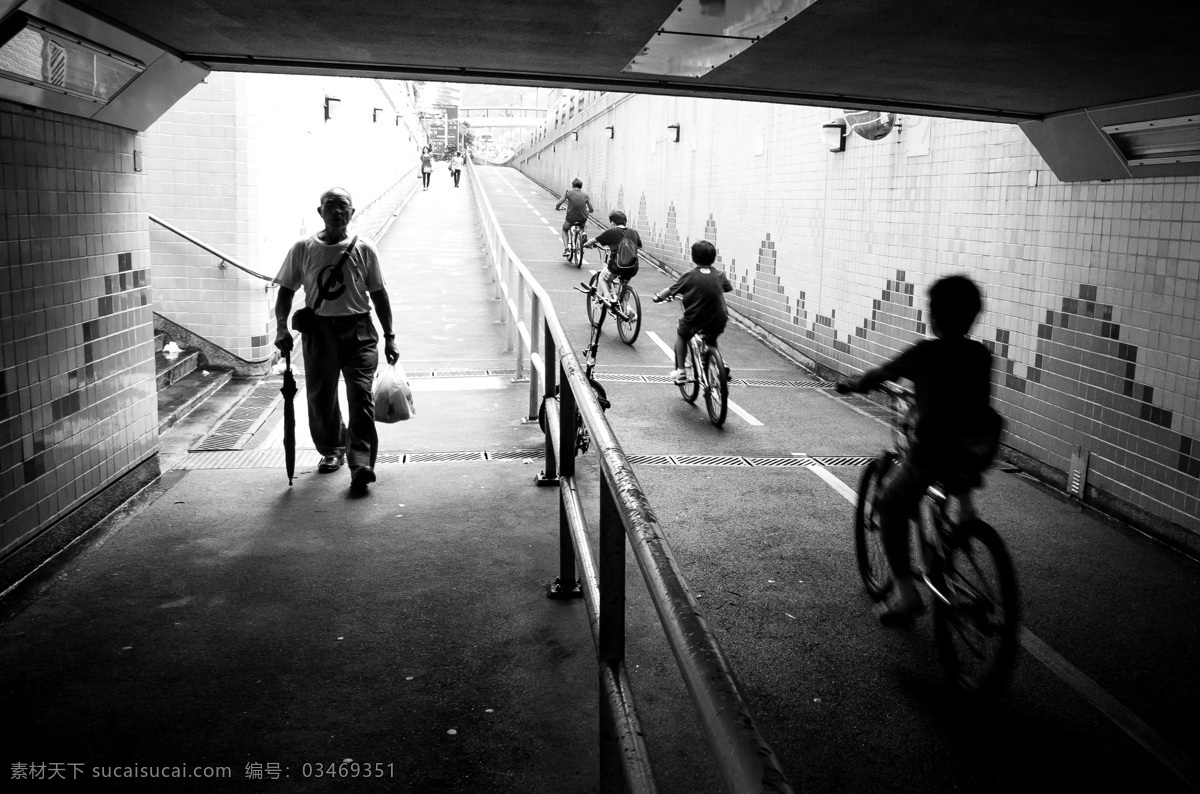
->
149, 214, 276, 282
466, 159, 794, 793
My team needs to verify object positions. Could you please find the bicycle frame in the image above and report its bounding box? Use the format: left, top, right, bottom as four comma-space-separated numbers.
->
880, 384, 980, 607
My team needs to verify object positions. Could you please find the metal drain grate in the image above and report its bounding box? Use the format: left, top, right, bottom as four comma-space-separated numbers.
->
747, 457, 818, 467
673, 455, 751, 467
624, 455, 871, 468
594, 373, 834, 389
407, 451, 487, 463
627, 454, 674, 465
486, 448, 543, 460
178, 448, 545, 470
811, 456, 875, 467
597, 373, 647, 382
403, 369, 517, 379
190, 378, 284, 452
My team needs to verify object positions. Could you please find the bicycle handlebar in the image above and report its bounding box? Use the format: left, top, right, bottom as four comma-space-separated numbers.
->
835, 379, 912, 400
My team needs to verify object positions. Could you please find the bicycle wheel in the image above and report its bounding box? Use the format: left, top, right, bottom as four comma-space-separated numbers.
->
678, 342, 699, 403
616, 285, 641, 345
702, 347, 728, 426
854, 454, 895, 601
586, 271, 602, 328
933, 518, 1020, 697
571, 227, 584, 267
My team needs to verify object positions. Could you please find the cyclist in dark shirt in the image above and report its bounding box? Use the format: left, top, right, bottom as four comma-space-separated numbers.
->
587, 210, 642, 304
840, 275, 994, 625
555, 178, 594, 258
653, 240, 732, 384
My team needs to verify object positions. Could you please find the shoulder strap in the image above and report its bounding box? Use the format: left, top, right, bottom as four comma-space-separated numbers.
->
312, 235, 359, 313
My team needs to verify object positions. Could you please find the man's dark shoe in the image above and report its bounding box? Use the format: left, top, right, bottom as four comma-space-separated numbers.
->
317, 453, 345, 473
350, 466, 376, 495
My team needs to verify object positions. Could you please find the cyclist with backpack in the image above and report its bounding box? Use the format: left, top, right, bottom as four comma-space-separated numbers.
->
585, 210, 642, 305
838, 275, 1000, 625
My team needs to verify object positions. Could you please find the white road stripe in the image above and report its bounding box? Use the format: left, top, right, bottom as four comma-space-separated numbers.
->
803, 452, 1198, 790
805, 460, 859, 503
646, 331, 763, 426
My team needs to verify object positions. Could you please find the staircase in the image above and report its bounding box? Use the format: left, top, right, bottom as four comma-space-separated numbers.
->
155, 330, 233, 435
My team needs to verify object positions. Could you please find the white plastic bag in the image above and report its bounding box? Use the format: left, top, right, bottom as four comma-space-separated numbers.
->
373, 362, 415, 422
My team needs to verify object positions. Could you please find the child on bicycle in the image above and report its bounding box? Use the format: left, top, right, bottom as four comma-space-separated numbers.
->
839, 274, 995, 626
555, 178, 594, 258
652, 240, 733, 384
585, 210, 642, 305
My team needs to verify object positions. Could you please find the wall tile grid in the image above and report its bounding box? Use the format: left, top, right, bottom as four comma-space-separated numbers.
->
518, 95, 1200, 536
0, 100, 156, 556
144, 74, 423, 360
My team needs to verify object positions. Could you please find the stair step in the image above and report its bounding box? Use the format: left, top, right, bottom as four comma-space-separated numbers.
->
157, 367, 234, 435
155, 348, 198, 391
154, 331, 165, 353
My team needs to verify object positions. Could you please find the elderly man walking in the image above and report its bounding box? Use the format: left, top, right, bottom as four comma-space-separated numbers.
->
274, 187, 400, 495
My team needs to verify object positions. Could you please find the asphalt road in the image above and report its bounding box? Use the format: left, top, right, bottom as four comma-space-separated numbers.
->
476, 165, 1200, 793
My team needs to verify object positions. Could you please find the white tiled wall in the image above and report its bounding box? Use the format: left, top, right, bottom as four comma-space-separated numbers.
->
519, 93, 1200, 537
0, 99, 156, 557
143, 74, 424, 360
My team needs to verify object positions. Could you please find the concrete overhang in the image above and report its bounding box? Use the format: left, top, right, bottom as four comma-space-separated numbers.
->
4, 0, 1198, 179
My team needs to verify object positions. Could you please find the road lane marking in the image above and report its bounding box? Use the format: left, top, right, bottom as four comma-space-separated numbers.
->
646, 331, 763, 426
804, 457, 1199, 791
804, 459, 859, 502
1020, 629, 1199, 789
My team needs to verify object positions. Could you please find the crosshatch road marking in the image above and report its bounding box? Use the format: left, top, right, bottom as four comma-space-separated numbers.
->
178, 450, 873, 470
597, 373, 835, 389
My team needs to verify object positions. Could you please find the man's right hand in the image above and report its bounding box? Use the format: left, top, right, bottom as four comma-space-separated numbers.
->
275, 328, 293, 354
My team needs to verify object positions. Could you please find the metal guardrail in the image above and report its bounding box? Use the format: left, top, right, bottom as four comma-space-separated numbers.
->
465, 159, 794, 793
149, 214, 276, 283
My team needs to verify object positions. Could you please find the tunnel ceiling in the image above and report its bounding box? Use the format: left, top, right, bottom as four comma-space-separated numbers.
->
59, 0, 1200, 122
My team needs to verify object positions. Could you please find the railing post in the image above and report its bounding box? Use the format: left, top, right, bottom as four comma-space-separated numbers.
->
512, 272, 524, 368
496, 250, 506, 319
536, 321, 558, 487
598, 476, 625, 663
528, 295, 543, 418
558, 361, 576, 481
598, 475, 626, 791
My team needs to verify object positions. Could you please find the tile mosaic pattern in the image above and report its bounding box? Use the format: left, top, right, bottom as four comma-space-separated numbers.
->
142, 74, 423, 361
520, 94, 1200, 534
0, 100, 156, 556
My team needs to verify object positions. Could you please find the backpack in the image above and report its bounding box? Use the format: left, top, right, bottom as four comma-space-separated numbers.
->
614, 229, 638, 269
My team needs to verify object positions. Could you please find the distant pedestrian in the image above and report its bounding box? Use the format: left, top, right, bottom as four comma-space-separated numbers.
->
449, 151, 465, 188
420, 147, 434, 190
273, 187, 400, 496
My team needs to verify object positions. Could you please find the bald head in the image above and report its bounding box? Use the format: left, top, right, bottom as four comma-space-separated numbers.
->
320, 187, 353, 207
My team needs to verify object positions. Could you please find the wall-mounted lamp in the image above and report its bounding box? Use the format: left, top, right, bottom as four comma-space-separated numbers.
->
667, 123, 681, 143
604, 125, 615, 139
324, 96, 340, 121
822, 120, 846, 152
572, 130, 578, 141
372, 107, 383, 123
395, 114, 401, 126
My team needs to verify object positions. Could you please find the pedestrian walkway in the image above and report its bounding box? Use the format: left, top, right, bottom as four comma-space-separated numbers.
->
0, 168, 608, 793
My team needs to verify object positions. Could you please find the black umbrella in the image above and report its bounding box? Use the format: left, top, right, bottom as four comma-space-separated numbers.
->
281, 350, 297, 486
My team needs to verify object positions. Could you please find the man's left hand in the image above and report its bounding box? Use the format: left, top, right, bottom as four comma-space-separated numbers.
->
384, 337, 400, 366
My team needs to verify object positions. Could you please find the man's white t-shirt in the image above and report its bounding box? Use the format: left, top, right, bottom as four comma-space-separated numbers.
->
274, 235, 386, 316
